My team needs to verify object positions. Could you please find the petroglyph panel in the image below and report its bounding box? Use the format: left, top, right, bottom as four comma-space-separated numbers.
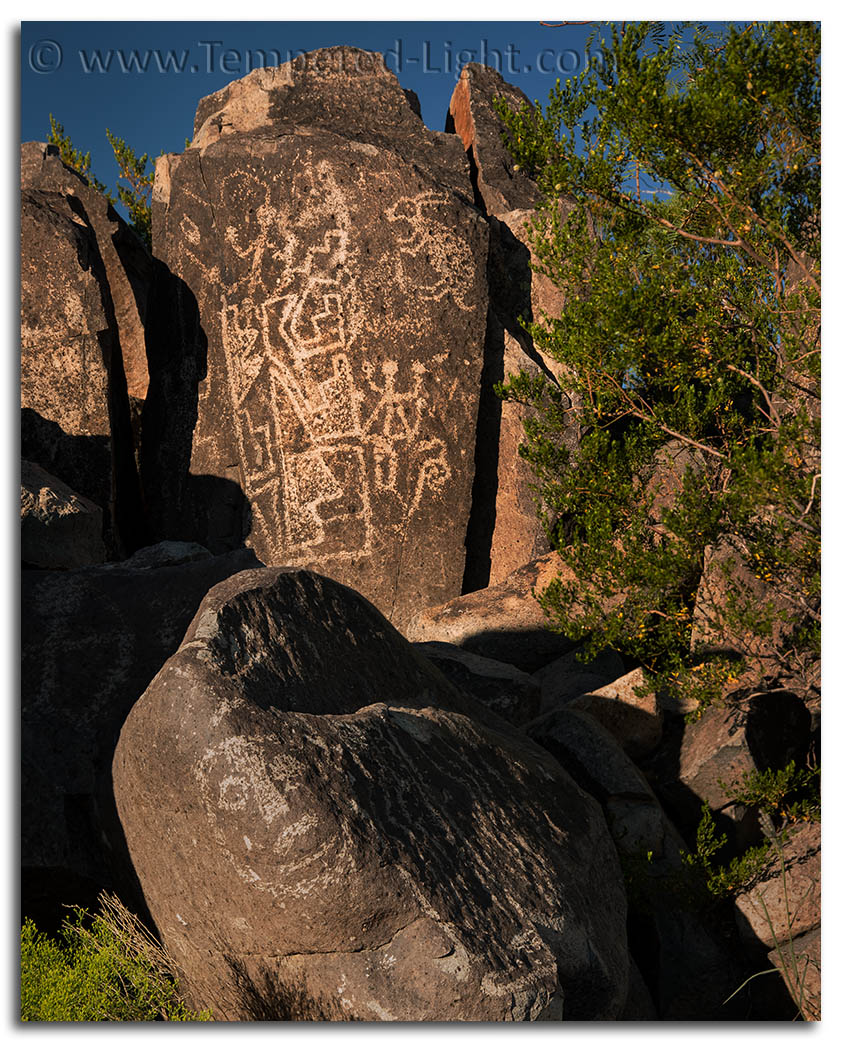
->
158, 136, 489, 623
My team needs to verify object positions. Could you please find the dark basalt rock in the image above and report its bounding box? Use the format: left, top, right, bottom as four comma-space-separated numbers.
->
114, 567, 630, 1021
21, 545, 261, 926
150, 48, 490, 628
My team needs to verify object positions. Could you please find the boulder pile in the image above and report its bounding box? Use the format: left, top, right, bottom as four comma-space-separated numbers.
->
20, 48, 819, 1021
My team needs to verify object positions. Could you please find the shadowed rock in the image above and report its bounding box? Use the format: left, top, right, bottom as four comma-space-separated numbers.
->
21, 545, 261, 927
768, 925, 820, 1020
152, 47, 489, 628
535, 647, 628, 715
567, 668, 663, 761
527, 706, 742, 1020
406, 552, 577, 672
20, 182, 146, 557
21, 459, 105, 569
413, 640, 541, 725
734, 821, 820, 953
114, 567, 630, 1021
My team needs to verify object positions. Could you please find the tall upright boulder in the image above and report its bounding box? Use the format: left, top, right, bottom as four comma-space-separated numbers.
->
20, 144, 151, 557
446, 66, 579, 587
149, 49, 490, 628
446, 63, 540, 219
21, 142, 153, 404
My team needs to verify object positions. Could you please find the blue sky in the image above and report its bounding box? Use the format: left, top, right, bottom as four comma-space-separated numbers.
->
21, 20, 610, 202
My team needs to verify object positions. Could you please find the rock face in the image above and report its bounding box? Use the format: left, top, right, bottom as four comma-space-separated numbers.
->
446, 63, 540, 219
526, 707, 742, 1020
535, 647, 628, 715
21, 459, 106, 569
20, 151, 150, 558
21, 141, 153, 403
405, 552, 577, 672
568, 668, 663, 761
768, 926, 820, 1020
691, 534, 811, 696
413, 641, 541, 725
447, 67, 579, 589
21, 545, 261, 928
736, 821, 821, 1017
527, 707, 669, 860
114, 568, 629, 1021
735, 822, 820, 952
150, 49, 490, 628
664, 694, 812, 846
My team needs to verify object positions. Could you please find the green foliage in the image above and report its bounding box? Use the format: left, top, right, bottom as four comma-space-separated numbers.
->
20, 893, 212, 1022
623, 758, 818, 921
106, 128, 154, 247
47, 115, 112, 200
720, 761, 820, 823
495, 22, 820, 710
680, 761, 818, 902
680, 801, 770, 901
47, 115, 153, 247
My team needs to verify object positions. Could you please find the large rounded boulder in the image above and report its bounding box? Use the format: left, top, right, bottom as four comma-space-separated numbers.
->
113, 567, 629, 1020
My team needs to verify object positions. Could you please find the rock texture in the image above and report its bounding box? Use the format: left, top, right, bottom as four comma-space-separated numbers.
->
768, 926, 820, 1020
734, 822, 820, 952
691, 534, 800, 691
150, 49, 490, 628
20, 144, 153, 558
527, 707, 742, 1019
18, 53, 820, 1024
665, 694, 811, 846
21, 459, 106, 569
405, 552, 577, 672
413, 641, 541, 725
527, 708, 670, 860
534, 647, 628, 715
21, 545, 261, 927
21, 141, 153, 403
114, 568, 629, 1021
447, 67, 579, 589
446, 63, 540, 219
568, 668, 663, 761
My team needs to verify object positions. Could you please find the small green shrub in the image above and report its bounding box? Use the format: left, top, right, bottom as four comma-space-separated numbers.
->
47, 115, 153, 247
20, 893, 212, 1022
680, 802, 772, 901
719, 762, 820, 824
682, 761, 819, 902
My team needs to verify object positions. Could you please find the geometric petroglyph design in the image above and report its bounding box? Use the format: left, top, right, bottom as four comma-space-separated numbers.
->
177, 158, 471, 565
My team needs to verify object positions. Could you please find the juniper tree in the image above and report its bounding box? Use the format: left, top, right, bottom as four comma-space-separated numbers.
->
47, 116, 153, 247
496, 21, 820, 708
106, 129, 154, 247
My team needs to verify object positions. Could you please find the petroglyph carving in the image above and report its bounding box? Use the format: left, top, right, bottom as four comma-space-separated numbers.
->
385, 190, 477, 310
195, 732, 361, 902
173, 161, 462, 565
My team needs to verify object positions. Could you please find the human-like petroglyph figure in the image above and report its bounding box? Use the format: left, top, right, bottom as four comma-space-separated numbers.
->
151, 50, 490, 623
201, 165, 463, 567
